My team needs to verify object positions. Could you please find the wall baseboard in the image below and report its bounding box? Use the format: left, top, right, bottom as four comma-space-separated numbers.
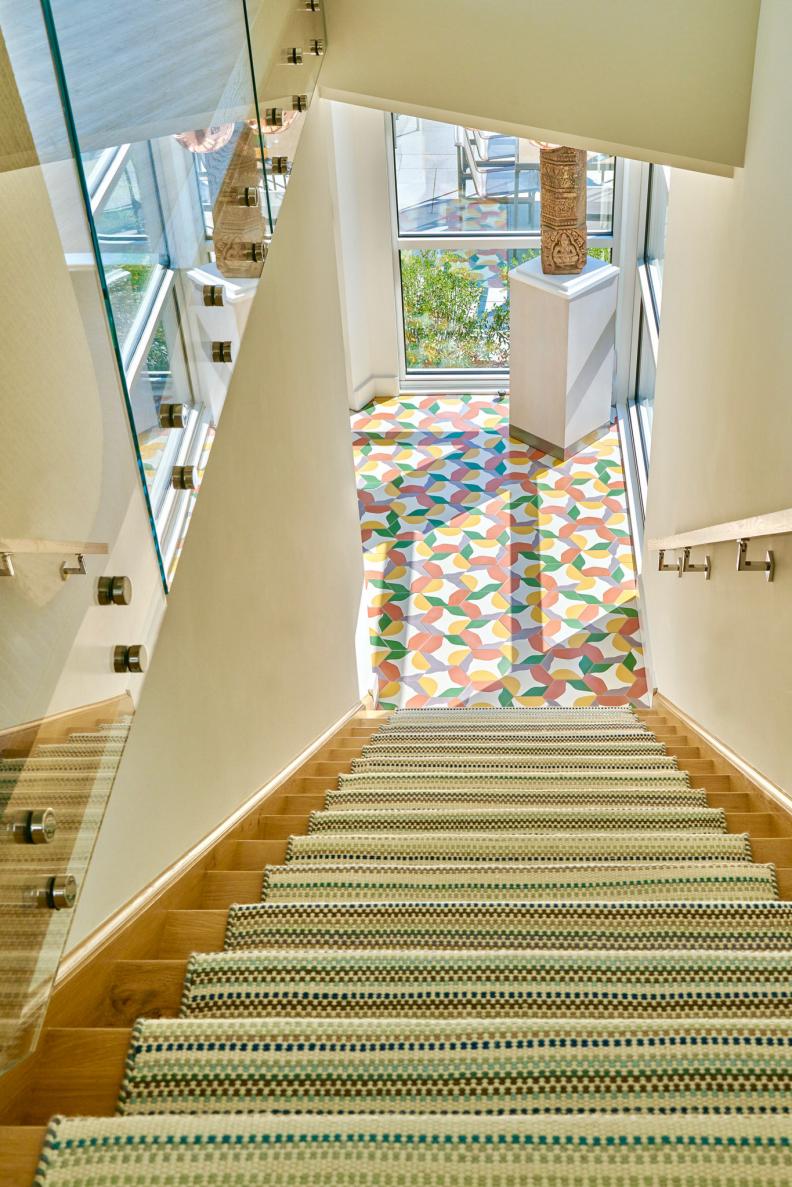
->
54, 699, 366, 988
349, 373, 399, 412
653, 690, 792, 819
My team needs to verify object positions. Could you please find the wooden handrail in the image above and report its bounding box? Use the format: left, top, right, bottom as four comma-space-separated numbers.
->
648, 507, 792, 552
0, 539, 108, 556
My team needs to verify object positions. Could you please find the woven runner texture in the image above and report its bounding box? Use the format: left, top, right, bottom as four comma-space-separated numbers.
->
285, 829, 750, 863
259, 859, 778, 903
224, 900, 792, 951
324, 787, 711, 808
118, 1016, 792, 1115
306, 806, 727, 833
35, 1113, 792, 1187
33, 705, 792, 1185
181, 947, 792, 1020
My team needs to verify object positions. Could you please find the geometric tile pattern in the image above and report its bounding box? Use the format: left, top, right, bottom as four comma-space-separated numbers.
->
352, 394, 648, 708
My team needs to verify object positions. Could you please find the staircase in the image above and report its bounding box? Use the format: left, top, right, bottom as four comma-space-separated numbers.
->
1, 705, 791, 1185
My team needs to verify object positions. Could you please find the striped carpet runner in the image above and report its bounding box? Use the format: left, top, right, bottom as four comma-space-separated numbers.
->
35, 706, 792, 1186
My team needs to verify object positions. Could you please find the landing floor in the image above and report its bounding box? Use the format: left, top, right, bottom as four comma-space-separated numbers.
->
352, 394, 648, 710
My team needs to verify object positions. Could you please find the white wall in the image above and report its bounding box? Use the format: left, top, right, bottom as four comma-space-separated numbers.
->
0, 161, 166, 732
321, 0, 760, 175
643, 0, 792, 789
71, 100, 366, 944
328, 103, 400, 409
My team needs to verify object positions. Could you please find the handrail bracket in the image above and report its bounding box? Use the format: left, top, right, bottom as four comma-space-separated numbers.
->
678, 547, 711, 579
60, 553, 87, 581
736, 538, 775, 582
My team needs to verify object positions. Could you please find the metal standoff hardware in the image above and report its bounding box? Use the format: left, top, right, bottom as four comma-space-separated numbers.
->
285, 46, 303, 64
202, 284, 224, 307
270, 156, 289, 175
159, 402, 189, 429
249, 241, 269, 263
265, 107, 284, 126
171, 465, 197, 491
211, 341, 233, 363
236, 186, 259, 207
657, 550, 677, 573
30, 875, 77, 910
0, 552, 14, 577
60, 553, 86, 581
678, 547, 711, 579
304, 0, 321, 9
97, 575, 133, 606
292, 94, 309, 112
309, 38, 325, 55
9, 809, 57, 845
114, 643, 148, 674
736, 538, 775, 581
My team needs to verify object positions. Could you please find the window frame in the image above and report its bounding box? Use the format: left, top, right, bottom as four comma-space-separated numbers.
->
84, 140, 206, 572
386, 115, 621, 387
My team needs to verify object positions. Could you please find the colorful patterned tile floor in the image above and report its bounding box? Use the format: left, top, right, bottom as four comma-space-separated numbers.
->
352, 394, 648, 710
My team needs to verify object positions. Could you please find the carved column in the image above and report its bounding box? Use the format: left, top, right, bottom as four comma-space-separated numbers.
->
539, 145, 587, 275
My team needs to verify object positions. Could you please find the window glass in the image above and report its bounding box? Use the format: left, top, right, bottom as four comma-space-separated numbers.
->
128, 288, 194, 502
401, 247, 611, 371
645, 164, 670, 316
635, 312, 656, 463
394, 117, 614, 237
93, 146, 168, 351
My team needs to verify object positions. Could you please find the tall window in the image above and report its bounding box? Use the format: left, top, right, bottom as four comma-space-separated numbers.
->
391, 116, 617, 376
628, 164, 669, 484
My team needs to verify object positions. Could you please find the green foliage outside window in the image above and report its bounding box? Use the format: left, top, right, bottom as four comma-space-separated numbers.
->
402, 247, 612, 370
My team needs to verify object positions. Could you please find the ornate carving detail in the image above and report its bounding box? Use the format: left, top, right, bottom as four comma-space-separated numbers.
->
540, 146, 587, 275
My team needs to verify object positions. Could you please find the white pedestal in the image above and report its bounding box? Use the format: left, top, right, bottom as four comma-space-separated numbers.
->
508, 256, 619, 459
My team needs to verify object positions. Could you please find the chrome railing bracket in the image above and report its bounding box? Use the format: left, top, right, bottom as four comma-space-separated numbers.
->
678, 547, 711, 579
60, 553, 86, 581
657, 549, 676, 573
736, 538, 775, 582
0, 552, 14, 578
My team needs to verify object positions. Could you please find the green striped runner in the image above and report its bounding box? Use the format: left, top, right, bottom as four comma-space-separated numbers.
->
117, 1016, 792, 1116
181, 947, 792, 1021
260, 859, 778, 903
325, 787, 710, 809
306, 806, 727, 833
284, 829, 749, 863
35, 1113, 792, 1187
224, 899, 792, 951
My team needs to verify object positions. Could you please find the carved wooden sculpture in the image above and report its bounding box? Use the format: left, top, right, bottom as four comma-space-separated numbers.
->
539, 145, 587, 275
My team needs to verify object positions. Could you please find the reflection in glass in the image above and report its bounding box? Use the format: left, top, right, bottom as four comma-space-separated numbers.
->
645, 165, 670, 316
92, 147, 167, 353
401, 246, 612, 370
394, 117, 615, 237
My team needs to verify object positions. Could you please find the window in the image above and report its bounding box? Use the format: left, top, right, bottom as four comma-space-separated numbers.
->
644, 165, 669, 319
391, 116, 617, 375
625, 163, 669, 495
91, 146, 168, 354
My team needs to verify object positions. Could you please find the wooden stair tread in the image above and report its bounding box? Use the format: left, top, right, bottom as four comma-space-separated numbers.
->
21, 1030, 130, 1122
0, 1128, 47, 1185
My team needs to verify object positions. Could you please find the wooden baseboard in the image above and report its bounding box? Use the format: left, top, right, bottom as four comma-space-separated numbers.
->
653, 690, 792, 822
55, 699, 366, 988
0, 698, 374, 1125
0, 694, 133, 756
